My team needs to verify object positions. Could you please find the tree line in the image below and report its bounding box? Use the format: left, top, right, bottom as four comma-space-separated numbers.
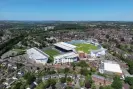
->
54, 24, 87, 30
0, 35, 25, 57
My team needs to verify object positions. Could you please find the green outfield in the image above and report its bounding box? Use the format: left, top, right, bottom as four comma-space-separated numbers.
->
44, 49, 60, 57
74, 43, 98, 53
44, 49, 60, 63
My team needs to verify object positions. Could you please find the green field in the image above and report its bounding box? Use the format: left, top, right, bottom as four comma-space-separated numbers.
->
44, 49, 60, 57
12, 49, 25, 52
74, 43, 98, 53
44, 49, 60, 63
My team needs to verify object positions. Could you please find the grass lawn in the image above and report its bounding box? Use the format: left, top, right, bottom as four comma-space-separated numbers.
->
74, 43, 98, 53
12, 49, 25, 52
44, 49, 60, 57
44, 49, 60, 63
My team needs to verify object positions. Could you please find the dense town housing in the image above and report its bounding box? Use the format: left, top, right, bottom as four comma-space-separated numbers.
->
0, 21, 133, 89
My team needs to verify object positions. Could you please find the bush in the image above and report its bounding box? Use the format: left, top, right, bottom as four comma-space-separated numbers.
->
65, 86, 73, 89
24, 72, 36, 85
80, 68, 90, 76
60, 77, 66, 83
67, 77, 73, 82
13, 82, 22, 89
45, 78, 56, 88
111, 76, 122, 89
64, 68, 70, 74
125, 77, 133, 86
77, 61, 88, 67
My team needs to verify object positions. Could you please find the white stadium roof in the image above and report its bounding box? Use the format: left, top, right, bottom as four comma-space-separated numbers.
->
54, 52, 78, 59
104, 62, 122, 73
27, 47, 49, 60
54, 42, 76, 51
91, 48, 106, 53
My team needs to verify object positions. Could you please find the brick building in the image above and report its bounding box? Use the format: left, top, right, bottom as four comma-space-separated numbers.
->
92, 74, 113, 86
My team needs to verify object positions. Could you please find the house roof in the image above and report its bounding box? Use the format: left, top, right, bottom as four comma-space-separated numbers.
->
123, 83, 130, 89
92, 74, 105, 80
92, 74, 113, 82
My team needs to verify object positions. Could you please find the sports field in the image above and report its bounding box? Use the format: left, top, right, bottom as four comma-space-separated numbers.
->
44, 49, 60, 57
74, 43, 98, 53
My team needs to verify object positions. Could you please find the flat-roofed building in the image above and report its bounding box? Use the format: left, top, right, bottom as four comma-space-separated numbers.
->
27, 47, 49, 65
99, 61, 122, 75
54, 42, 76, 52
53, 52, 78, 64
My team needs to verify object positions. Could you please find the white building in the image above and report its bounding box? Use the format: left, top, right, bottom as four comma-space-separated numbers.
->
53, 52, 78, 64
99, 61, 122, 75
54, 42, 76, 51
44, 26, 55, 31
27, 47, 49, 65
90, 48, 106, 58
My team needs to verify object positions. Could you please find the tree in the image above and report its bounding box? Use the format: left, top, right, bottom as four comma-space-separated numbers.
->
27, 74, 36, 85
50, 79, 56, 86
129, 67, 133, 74
65, 86, 73, 89
0, 35, 25, 56
85, 81, 91, 88
64, 68, 70, 74
106, 35, 109, 39
44, 81, 50, 88
60, 77, 66, 83
125, 77, 133, 86
99, 86, 114, 89
45, 78, 56, 88
67, 77, 73, 82
111, 76, 122, 89
13, 82, 22, 89
24, 72, 36, 85
78, 61, 88, 67
79, 80, 84, 87
104, 86, 114, 89
91, 83, 96, 89
20, 83, 26, 89
71, 62, 76, 70
71, 62, 76, 67
47, 56, 53, 63
91, 67, 96, 72
24, 72, 31, 79
127, 61, 133, 74
36, 82, 45, 89
130, 85, 133, 89
85, 75, 93, 84
48, 70, 56, 74
80, 68, 90, 76
99, 86, 104, 89
16, 63, 24, 69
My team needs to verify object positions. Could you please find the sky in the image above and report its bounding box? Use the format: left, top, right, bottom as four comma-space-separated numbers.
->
0, 0, 133, 21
